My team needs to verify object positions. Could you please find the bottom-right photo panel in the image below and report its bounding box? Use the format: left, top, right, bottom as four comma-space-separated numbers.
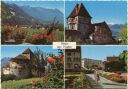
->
65, 46, 127, 89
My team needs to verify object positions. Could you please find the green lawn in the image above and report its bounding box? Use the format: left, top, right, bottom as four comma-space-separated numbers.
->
2, 78, 40, 89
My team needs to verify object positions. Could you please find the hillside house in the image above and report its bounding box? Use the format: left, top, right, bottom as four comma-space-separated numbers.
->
104, 56, 120, 72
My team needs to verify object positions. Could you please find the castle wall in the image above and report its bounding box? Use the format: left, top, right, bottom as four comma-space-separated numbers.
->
9, 61, 31, 78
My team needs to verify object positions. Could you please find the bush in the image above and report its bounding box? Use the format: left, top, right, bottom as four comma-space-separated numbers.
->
102, 73, 126, 83
2, 74, 16, 82
13, 27, 27, 40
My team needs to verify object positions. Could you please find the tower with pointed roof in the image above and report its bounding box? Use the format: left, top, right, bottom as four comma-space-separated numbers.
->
67, 3, 92, 38
8, 48, 36, 78
22, 48, 33, 60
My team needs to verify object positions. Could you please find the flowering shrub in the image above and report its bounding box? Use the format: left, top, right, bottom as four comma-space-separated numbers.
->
30, 31, 62, 44
31, 78, 36, 88
2, 24, 63, 44
123, 75, 128, 82
31, 49, 64, 88
48, 57, 55, 64
102, 73, 126, 83
1, 24, 14, 41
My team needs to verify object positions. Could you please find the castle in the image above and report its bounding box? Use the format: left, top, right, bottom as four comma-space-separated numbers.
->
2, 48, 37, 78
66, 3, 115, 44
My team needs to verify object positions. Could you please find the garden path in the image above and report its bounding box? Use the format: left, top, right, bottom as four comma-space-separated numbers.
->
86, 74, 127, 89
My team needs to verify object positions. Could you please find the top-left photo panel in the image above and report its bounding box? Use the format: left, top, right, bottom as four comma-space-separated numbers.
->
1, 1, 64, 45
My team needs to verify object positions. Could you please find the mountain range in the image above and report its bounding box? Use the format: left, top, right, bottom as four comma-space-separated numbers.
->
1, 2, 64, 25
1, 57, 11, 67
20, 6, 64, 24
108, 24, 123, 36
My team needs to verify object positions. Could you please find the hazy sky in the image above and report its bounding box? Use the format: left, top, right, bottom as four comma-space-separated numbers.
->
1, 46, 59, 58
81, 46, 127, 60
65, 1, 127, 25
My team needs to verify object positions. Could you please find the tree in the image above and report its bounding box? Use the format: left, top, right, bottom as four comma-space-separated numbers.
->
47, 16, 59, 35
33, 47, 48, 77
119, 24, 127, 44
119, 50, 127, 71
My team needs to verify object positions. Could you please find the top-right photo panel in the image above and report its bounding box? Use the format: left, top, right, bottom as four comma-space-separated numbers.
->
65, 1, 127, 45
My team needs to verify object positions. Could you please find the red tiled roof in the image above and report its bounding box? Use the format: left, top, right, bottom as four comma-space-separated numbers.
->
11, 55, 29, 60
3, 63, 10, 68
67, 3, 92, 18
22, 48, 33, 54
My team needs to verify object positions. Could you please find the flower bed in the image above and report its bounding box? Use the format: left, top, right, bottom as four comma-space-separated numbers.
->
2, 26, 64, 45
102, 72, 127, 83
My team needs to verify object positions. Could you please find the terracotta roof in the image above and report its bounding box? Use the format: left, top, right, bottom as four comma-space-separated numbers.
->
22, 48, 33, 54
3, 63, 10, 68
67, 3, 92, 18
107, 56, 119, 62
11, 55, 29, 60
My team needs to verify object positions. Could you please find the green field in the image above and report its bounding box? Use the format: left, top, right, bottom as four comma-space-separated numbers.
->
2, 78, 40, 89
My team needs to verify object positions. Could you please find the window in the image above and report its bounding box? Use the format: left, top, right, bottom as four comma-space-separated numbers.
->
67, 57, 71, 62
67, 63, 71, 68
74, 64, 79, 69
14, 66, 17, 69
67, 52, 71, 56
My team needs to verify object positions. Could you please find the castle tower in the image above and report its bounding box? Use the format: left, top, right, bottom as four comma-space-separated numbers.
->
22, 48, 33, 60
67, 3, 92, 38
65, 46, 81, 71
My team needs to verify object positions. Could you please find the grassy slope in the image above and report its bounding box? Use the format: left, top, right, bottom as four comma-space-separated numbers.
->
2, 78, 40, 89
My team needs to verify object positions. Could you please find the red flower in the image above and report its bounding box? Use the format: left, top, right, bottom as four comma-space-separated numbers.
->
41, 76, 46, 82
48, 57, 55, 64
31, 77, 36, 88
32, 34, 39, 39
61, 58, 64, 62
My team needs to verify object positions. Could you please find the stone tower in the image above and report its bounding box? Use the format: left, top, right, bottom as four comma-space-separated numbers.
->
67, 3, 92, 38
65, 46, 81, 71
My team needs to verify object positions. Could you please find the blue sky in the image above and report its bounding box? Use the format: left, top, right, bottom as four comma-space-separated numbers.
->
4, 1, 64, 13
81, 46, 127, 60
1, 46, 59, 58
65, 1, 127, 25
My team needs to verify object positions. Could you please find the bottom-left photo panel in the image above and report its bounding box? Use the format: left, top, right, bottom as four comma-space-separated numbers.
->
1, 46, 64, 89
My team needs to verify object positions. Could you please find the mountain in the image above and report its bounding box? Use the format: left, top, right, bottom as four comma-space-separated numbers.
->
1, 57, 11, 67
109, 24, 123, 30
108, 24, 123, 36
20, 6, 64, 24
1, 2, 40, 25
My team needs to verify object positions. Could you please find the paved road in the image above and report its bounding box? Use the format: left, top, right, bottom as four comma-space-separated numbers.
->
86, 74, 127, 89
